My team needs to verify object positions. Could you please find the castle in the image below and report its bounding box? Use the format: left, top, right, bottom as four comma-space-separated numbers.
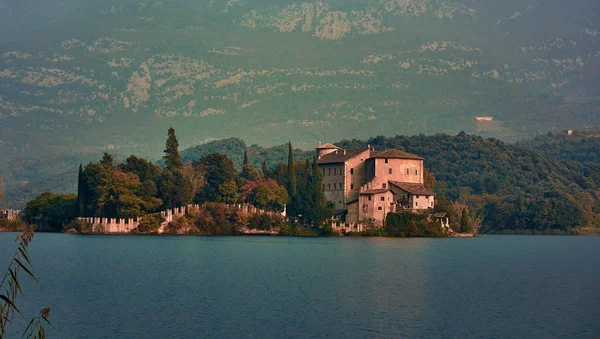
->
0, 209, 21, 221
316, 143, 434, 226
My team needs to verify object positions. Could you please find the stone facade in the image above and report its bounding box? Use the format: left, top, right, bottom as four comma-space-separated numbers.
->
0, 209, 21, 221
317, 144, 435, 226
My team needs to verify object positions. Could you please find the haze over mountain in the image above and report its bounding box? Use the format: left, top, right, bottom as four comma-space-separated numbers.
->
0, 0, 599, 160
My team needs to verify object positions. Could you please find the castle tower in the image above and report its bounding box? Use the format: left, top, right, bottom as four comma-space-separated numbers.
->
316, 142, 341, 159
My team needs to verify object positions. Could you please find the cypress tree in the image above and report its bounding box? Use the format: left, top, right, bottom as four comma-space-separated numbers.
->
243, 149, 249, 166
460, 208, 470, 233
286, 142, 297, 217
287, 142, 297, 197
312, 156, 329, 227
77, 164, 85, 217
164, 127, 183, 171
262, 160, 268, 177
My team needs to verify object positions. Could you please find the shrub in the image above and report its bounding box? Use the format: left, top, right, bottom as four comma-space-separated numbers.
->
135, 214, 164, 234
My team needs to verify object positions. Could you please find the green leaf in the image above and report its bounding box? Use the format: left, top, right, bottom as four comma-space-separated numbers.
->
8, 268, 23, 295
0, 294, 23, 316
14, 259, 38, 283
17, 246, 33, 268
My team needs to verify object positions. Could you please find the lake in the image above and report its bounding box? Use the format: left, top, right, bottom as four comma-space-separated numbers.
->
1, 234, 599, 338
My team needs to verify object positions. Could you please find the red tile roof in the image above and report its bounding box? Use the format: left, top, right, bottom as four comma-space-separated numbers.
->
389, 181, 434, 195
318, 149, 368, 164
370, 149, 423, 160
316, 143, 340, 149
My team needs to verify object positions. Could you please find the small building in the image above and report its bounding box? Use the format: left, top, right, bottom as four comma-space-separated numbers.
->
475, 116, 493, 122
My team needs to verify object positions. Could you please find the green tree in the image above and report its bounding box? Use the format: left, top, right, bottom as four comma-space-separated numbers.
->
163, 127, 183, 171
157, 170, 193, 209
120, 155, 162, 182
24, 192, 78, 231
286, 142, 297, 216
217, 180, 239, 204
262, 160, 268, 177
196, 153, 237, 202
76, 164, 84, 217
460, 208, 469, 233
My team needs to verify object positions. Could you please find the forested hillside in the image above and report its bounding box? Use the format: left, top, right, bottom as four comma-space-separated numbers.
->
1, 0, 599, 160
336, 133, 599, 232
519, 127, 600, 166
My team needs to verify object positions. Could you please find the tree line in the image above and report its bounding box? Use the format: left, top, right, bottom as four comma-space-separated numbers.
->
22, 128, 331, 233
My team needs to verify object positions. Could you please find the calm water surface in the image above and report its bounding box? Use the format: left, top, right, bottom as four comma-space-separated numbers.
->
0, 234, 598, 338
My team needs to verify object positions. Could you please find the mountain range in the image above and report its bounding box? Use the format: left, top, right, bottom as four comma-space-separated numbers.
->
0, 0, 599, 162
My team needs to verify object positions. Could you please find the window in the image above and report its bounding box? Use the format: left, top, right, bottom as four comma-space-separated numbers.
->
382, 183, 387, 189
334, 183, 337, 189
380, 197, 385, 201
415, 169, 418, 175
416, 202, 419, 206
339, 183, 343, 190
351, 184, 354, 189
405, 169, 409, 175
388, 168, 392, 174
368, 196, 372, 201
328, 184, 331, 190
328, 168, 331, 176
378, 206, 382, 210
350, 168, 354, 174
385, 158, 389, 164
416, 195, 419, 199
333, 168, 336, 175
323, 184, 325, 190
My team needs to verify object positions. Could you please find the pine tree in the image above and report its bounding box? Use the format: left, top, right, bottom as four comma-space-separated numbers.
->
77, 164, 84, 216
164, 127, 183, 171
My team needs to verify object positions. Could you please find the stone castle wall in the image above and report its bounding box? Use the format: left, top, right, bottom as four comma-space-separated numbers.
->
0, 209, 21, 220
78, 203, 285, 234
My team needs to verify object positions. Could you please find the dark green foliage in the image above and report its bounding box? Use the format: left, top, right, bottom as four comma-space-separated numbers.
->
163, 127, 183, 171
519, 127, 600, 166
157, 170, 193, 209
179, 138, 314, 171
135, 214, 164, 234
23, 192, 77, 231
191, 203, 242, 235
76, 164, 84, 217
119, 156, 161, 182
286, 142, 297, 215
460, 209, 469, 233
0, 219, 27, 232
196, 153, 237, 203
262, 160, 268, 177
385, 212, 444, 237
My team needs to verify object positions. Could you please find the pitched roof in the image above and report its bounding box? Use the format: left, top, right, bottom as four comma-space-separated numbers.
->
389, 181, 434, 195
316, 143, 341, 150
318, 149, 367, 164
370, 149, 423, 160
434, 213, 448, 218
360, 188, 391, 195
